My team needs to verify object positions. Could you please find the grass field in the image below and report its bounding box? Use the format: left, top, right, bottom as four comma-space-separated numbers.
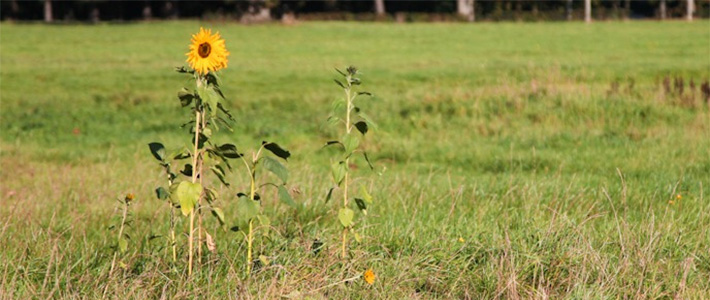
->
1, 21, 709, 299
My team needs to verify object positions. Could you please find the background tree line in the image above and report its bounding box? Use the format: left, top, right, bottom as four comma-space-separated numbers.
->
1, 0, 705, 23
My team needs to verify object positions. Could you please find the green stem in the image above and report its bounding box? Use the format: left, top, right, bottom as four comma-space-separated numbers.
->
170, 205, 177, 263
247, 218, 254, 277
109, 201, 128, 275
246, 169, 257, 276
341, 83, 352, 259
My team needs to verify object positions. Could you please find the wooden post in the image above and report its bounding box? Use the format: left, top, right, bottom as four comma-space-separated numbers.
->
584, 0, 591, 23
566, 0, 573, 21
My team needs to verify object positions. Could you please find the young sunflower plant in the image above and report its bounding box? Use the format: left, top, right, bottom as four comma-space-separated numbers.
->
232, 141, 294, 277
149, 27, 238, 276
325, 66, 377, 258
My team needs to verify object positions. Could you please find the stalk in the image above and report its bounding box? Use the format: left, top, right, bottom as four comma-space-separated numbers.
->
342, 82, 352, 259
197, 112, 206, 260
109, 200, 128, 275
188, 99, 202, 276
170, 207, 177, 262
246, 166, 256, 276
166, 170, 177, 263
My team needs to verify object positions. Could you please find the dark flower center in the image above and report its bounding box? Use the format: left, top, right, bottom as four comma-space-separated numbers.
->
198, 43, 211, 58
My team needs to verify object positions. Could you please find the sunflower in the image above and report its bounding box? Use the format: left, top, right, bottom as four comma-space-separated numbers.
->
186, 27, 229, 75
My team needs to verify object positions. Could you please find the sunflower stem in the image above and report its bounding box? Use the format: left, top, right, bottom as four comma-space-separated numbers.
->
188, 86, 203, 277
341, 79, 352, 259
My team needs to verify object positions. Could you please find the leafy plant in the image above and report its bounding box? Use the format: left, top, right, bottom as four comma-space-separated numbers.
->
325, 66, 377, 258
148, 28, 236, 276
233, 141, 294, 276
108, 193, 135, 275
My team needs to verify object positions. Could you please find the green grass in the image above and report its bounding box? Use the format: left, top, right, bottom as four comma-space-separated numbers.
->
1, 21, 709, 298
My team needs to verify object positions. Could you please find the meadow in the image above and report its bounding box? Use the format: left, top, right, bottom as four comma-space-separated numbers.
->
1, 21, 709, 299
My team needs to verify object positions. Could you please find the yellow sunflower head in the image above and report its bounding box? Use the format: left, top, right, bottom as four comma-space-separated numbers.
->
186, 27, 229, 75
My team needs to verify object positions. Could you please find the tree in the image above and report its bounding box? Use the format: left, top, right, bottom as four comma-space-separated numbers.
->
567, 0, 574, 20
457, 0, 474, 22
374, 0, 385, 16
624, 0, 631, 19
584, 0, 591, 23
660, 0, 667, 20
44, 0, 52, 22
142, 1, 152, 20
687, 0, 694, 21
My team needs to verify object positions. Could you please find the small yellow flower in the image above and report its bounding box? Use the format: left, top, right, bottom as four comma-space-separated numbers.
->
186, 27, 230, 75
458, 237, 465, 243
676, 194, 682, 200
126, 193, 135, 201
668, 200, 675, 205
363, 269, 376, 285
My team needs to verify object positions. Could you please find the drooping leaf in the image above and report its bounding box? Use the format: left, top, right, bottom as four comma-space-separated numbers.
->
324, 140, 344, 150
177, 88, 194, 107
215, 144, 242, 159
331, 98, 345, 116
262, 141, 291, 160
357, 111, 379, 130
216, 116, 234, 132
155, 187, 169, 200
205, 72, 222, 89
354, 198, 367, 215
331, 161, 346, 185
363, 151, 375, 170
171, 147, 191, 160
343, 133, 359, 154
197, 85, 221, 117
237, 192, 261, 201
357, 91, 372, 97
211, 165, 229, 186
148, 142, 165, 162
326, 116, 341, 126
191, 132, 208, 149
325, 187, 335, 203
217, 103, 235, 121
360, 185, 373, 204
277, 185, 296, 208
175, 66, 194, 74
262, 156, 289, 184
334, 79, 346, 89
177, 181, 202, 216
335, 68, 347, 77
204, 187, 218, 204
354, 121, 368, 135
212, 207, 225, 226
338, 208, 354, 227
180, 164, 193, 177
